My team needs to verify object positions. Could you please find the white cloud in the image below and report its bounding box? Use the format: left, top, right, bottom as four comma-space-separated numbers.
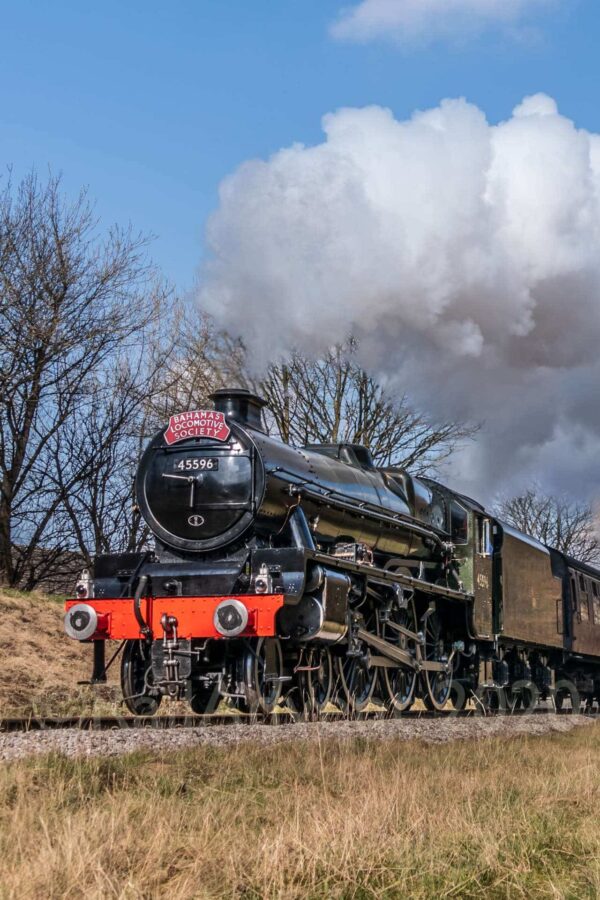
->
330, 0, 554, 45
199, 94, 600, 502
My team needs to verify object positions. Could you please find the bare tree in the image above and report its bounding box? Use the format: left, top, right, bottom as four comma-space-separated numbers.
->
261, 341, 477, 473
48, 303, 247, 571
145, 303, 248, 425
136, 301, 255, 440
0, 171, 170, 586
47, 365, 153, 568
496, 487, 600, 564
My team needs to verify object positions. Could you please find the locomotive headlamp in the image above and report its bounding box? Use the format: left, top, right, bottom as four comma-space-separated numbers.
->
64, 603, 107, 641
213, 599, 249, 637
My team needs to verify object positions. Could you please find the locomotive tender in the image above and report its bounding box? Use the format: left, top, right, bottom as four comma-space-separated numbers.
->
64, 388, 600, 714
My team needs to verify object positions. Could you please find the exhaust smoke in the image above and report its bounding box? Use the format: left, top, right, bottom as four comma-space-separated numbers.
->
199, 94, 600, 502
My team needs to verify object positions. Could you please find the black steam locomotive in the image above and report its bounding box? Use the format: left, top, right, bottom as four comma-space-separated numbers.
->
64, 388, 600, 715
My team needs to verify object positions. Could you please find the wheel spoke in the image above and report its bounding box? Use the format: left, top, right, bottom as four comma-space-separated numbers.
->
380, 600, 418, 714
422, 611, 451, 711
308, 649, 333, 713
120, 640, 161, 716
242, 638, 283, 714
337, 649, 376, 715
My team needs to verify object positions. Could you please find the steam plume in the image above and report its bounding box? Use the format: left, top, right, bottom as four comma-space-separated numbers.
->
199, 95, 600, 502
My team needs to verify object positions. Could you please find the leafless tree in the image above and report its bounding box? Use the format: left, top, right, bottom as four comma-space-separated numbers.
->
145, 303, 248, 425
47, 365, 153, 568
260, 341, 477, 473
496, 487, 600, 564
0, 171, 170, 586
44, 304, 245, 574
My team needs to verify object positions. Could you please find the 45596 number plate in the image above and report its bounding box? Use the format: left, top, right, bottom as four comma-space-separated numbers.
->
174, 457, 219, 472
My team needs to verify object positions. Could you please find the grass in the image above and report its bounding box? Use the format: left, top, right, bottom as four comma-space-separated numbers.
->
1, 725, 600, 898
0, 587, 124, 718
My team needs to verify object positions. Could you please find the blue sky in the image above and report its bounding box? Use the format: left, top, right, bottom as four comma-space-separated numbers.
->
0, 0, 598, 291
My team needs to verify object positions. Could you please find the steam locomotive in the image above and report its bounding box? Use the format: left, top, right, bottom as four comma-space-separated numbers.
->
64, 388, 600, 715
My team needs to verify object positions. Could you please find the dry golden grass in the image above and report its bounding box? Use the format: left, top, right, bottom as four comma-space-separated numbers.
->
1, 724, 600, 898
0, 588, 122, 717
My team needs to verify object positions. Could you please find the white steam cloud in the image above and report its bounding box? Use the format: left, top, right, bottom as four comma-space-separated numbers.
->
330, 0, 555, 45
200, 94, 600, 502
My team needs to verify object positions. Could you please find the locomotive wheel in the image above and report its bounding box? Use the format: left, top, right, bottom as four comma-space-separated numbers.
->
555, 685, 580, 712
478, 687, 505, 713
379, 600, 418, 714
287, 647, 334, 718
507, 683, 537, 711
449, 681, 470, 711
421, 611, 452, 711
240, 638, 284, 714
284, 665, 305, 717
305, 647, 334, 716
336, 649, 377, 715
121, 640, 162, 716
190, 683, 221, 715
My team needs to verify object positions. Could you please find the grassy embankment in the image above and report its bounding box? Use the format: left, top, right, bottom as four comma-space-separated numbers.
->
0, 588, 122, 717
0, 725, 599, 898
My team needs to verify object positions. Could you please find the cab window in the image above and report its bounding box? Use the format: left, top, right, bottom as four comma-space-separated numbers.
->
450, 501, 469, 545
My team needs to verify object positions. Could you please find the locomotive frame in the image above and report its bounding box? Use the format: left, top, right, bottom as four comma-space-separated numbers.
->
64, 388, 600, 716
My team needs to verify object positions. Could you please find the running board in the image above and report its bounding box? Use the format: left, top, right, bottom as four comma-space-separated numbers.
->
310, 550, 472, 603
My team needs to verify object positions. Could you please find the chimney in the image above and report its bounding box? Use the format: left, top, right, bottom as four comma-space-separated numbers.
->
210, 388, 267, 432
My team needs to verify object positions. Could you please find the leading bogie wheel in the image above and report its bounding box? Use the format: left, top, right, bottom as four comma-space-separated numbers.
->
189, 683, 221, 715
121, 639, 162, 716
240, 637, 284, 714
421, 611, 452, 712
507, 683, 537, 712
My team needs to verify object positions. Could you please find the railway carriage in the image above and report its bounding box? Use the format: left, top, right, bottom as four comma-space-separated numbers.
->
64, 388, 600, 715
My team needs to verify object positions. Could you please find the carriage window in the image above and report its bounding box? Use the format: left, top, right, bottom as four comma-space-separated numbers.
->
450, 501, 468, 544
593, 582, 600, 625
579, 576, 590, 623
476, 518, 492, 556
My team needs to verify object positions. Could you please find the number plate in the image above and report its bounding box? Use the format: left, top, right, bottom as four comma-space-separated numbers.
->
174, 457, 219, 472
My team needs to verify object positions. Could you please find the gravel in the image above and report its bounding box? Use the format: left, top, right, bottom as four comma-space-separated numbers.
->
0, 714, 594, 762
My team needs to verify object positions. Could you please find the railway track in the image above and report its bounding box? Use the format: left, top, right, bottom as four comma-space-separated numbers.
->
1, 705, 595, 733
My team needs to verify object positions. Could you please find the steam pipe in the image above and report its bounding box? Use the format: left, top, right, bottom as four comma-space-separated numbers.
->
289, 506, 316, 550
133, 574, 152, 638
